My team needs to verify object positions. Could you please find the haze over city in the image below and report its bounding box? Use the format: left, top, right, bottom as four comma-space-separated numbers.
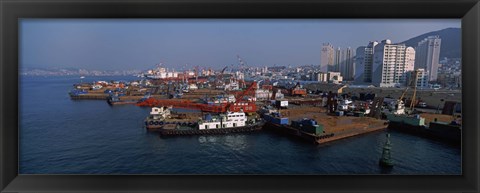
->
20, 19, 460, 71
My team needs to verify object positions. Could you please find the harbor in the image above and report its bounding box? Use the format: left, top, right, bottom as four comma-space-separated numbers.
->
18, 74, 462, 175
65, 65, 462, 146
17, 20, 463, 175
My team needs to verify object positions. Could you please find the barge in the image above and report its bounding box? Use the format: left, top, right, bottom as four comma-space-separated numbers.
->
159, 121, 264, 136
387, 114, 461, 145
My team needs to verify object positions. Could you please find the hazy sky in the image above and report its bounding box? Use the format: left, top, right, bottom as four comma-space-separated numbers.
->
20, 19, 460, 71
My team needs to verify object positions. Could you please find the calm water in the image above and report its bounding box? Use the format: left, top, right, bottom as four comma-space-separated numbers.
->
19, 76, 461, 174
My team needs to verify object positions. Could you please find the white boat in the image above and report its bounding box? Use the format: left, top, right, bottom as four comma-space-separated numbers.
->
198, 112, 247, 130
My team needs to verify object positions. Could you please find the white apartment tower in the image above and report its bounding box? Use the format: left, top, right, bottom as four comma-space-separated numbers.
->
371, 39, 416, 87
320, 43, 335, 72
415, 36, 442, 82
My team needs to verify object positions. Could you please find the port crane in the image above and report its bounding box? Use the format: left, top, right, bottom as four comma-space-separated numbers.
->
236, 54, 246, 72
213, 66, 229, 89
395, 70, 419, 114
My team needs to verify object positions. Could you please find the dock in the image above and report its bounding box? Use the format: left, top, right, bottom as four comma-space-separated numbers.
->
263, 106, 388, 144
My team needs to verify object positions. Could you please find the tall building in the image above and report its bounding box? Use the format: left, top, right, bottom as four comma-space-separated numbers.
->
341, 47, 355, 81
370, 39, 416, 87
354, 46, 366, 82
363, 41, 379, 83
405, 47, 416, 72
415, 36, 442, 82
320, 43, 334, 72
333, 47, 342, 72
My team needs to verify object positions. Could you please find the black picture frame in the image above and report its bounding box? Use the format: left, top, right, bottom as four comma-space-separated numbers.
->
1, 0, 479, 192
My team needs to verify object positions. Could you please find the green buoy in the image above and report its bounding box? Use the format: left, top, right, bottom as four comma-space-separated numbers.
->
379, 133, 394, 167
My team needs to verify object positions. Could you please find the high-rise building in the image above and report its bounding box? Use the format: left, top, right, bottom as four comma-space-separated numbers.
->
370, 39, 416, 87
320, 43, 334, 72
354, 46, 366, 82
341, 47, 355, 81
405, 47, 415, 72
363, 41, 379, 83
333, 47, 342, 72
414, 36, 442, 82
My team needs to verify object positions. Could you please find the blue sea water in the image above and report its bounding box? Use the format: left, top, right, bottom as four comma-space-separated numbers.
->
19, 76, 461, 174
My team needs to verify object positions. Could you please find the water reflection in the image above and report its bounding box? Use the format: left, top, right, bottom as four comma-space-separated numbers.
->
197, 134, 248, 151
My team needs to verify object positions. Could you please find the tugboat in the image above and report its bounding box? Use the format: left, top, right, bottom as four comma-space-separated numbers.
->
379, 133, 394, 167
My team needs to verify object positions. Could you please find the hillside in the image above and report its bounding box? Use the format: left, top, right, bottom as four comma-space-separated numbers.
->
401, 27, 461, 59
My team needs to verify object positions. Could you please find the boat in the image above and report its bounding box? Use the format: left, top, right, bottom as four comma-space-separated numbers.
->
144, 106, 197, 131
386, 70, 461, 145
263, 111, 388, 144
107, 95, 139, 105
144, 107, 264, 135
69, 89, 88, 96
160, 111, 264, 136
379, 133, 394, 167
263, 114, 335, 144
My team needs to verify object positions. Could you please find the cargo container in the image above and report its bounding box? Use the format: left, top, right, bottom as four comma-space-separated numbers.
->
263, 113, 289, 125
300, 124, 324, 135
335, 111, 344, 116
291, 118, 324, 135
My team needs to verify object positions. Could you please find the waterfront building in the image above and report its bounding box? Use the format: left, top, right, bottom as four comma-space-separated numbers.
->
320, 43, 335, 72
415, 36, 442, 82
363, 41, 379, 83
370, 39, 416, 87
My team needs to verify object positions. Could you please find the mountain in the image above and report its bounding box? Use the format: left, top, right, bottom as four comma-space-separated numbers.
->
401, 27, 461, 59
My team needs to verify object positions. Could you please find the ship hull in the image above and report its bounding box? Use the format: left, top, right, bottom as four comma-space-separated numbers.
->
158, 122, 264, 136
387, 121, 460, 145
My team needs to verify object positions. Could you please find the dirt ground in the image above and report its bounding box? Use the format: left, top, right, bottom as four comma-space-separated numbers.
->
282, 106, 387, 133
420, 113, 457, 125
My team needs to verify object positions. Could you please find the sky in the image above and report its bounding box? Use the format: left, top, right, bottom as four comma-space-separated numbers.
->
20, 19, 460, 71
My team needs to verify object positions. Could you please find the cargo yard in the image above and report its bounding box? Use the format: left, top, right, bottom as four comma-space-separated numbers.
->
68, 65, 462, 145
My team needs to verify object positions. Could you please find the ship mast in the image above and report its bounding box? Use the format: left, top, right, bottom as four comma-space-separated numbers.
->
409, 70, 419, 112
